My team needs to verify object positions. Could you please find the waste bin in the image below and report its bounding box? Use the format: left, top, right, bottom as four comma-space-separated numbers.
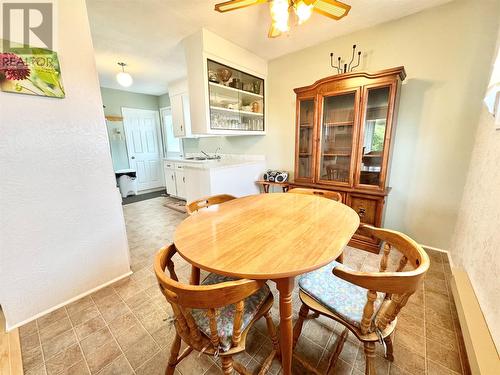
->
115, 169, 138, 198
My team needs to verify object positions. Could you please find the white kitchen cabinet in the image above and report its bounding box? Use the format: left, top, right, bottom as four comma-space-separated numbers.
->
164, 162, 177, 196
169, 79, 194, 138
184, 160, 265, 203
174, 165, 187, 199
183, 29, 267, 136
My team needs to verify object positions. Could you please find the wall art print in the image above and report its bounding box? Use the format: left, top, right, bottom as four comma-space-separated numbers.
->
0, 45, 65, 98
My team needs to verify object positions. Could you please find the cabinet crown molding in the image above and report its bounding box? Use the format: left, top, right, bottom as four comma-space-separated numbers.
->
294, 66, 406, 94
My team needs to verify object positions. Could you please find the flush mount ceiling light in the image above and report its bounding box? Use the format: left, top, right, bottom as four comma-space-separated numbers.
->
214, 0, 351, 38
116, 62, 133, 87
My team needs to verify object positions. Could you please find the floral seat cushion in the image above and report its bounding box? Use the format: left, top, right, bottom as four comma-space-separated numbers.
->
299, 261, 384, 328
191, 273, 270, 352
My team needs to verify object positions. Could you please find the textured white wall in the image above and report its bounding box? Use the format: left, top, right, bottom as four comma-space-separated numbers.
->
0, 0, 130, 329
450, 40, 500, 349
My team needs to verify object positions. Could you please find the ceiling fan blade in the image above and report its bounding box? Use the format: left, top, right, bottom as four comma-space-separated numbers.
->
268, 23, 282, 38
214, 0, 266, 13
313, 0, 351, 20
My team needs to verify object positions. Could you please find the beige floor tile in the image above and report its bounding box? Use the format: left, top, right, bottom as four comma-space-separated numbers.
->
389, 363, 413, 375
425, 306, 454, 332
90, 287, 117, 304
37, 309, 68, 331
96, 355, 133, 375
392, 342, 426, 375
24, 364, 47, 375
427, 359, 461, 375
426, 339, 462, 374
66, 297, 94, 317
301, 319, 333, 348
176, 346, 215, 374
39, 317, 72, 343
69, 305, 100, 326
294, 335, 324, 369
107, 312, 139, 337
22, 346, 44, 373
45, 343, 83, 375
124, 291, 151, 310
95, 298, 130, 324
80, 327, 114, 356
41, 329, 77, 360
394, 328, 426, 355
354, 349, 389, 375
84, 340, 121, 374
397, 311, 425, 338
425, 321, 457, 352
20, 332, 40, 353
74, 316, 106, 341
64, 360, 90, 375
19, 321, 38, 338
114, 323, 149, 352
122, 334, 159, 369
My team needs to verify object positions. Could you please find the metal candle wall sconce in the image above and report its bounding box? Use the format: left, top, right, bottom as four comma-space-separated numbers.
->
330, 44, 362, 74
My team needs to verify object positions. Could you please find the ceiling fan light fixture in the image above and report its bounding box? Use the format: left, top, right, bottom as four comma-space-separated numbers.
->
116, 62, 133, 87
294, 0, 314, 24
270, 0, 290, 33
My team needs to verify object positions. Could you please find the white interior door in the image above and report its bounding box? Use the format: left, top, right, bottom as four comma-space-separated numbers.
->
122, 108, 164, 191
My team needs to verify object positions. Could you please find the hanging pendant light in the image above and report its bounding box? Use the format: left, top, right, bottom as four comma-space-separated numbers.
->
116, 62, 133, 87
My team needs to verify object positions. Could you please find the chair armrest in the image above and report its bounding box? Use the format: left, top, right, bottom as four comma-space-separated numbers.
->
332, 265, 424, 295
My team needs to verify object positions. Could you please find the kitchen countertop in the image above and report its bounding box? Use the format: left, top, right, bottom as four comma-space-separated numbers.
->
164, 154, 265, 170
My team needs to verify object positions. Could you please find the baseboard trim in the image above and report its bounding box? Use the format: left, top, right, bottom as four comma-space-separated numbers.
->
421, 245, 454, 266
450, 269, 500, 375
6, 271, 132, 332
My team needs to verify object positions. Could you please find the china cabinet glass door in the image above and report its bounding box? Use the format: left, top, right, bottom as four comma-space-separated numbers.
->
296, 98, 315, 180
318, 91, 358, 185
357, 85, 392, 187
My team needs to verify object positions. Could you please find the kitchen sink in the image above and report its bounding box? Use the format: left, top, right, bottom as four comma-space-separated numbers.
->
184, 157, 208, 160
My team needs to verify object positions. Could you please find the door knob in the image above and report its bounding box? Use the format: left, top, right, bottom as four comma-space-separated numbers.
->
131, 156, 135, 159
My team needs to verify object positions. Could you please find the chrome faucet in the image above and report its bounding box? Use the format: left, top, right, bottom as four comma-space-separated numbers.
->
214, 147, 222, 159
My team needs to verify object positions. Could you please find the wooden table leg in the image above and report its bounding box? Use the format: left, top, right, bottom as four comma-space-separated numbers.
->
263, 183, 270, 193
190, 266, 200, 285
274, 277, 295, 375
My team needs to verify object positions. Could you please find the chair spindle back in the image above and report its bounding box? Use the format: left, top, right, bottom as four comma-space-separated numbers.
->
154, 244, 265, 352
288, 187, 342, 202
333, 225, 429, 335
186, 194, 236, 214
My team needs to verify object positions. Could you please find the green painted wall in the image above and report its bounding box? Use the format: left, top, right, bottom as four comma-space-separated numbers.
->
101, 87, 160, 171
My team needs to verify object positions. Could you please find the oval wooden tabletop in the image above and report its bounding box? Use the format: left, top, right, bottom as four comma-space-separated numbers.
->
174, 193, 360, 279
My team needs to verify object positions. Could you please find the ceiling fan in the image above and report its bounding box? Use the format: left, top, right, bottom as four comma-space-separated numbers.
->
214, 0, 351, 38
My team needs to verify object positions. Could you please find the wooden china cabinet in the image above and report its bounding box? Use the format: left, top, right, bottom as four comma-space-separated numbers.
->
291, 67, 406, 253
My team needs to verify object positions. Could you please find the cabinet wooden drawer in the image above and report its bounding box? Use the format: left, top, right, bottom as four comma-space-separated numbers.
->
347, 194, 384, 247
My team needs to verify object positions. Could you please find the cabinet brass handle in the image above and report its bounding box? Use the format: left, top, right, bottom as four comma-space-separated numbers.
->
183, 177, 185, 183
358, 208, 366, 218
171, 175, 174, 180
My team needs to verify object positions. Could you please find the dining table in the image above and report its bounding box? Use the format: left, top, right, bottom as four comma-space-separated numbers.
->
173, 192, 360, 375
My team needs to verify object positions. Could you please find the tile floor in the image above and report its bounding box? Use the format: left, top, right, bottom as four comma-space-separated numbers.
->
19, 197, 470, 375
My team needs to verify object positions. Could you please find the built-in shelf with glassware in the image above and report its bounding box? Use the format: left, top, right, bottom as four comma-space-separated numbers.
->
207, 59, 264, 132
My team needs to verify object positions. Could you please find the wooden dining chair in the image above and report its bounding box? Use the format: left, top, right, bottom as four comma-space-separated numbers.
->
288, 187, 344, 263
292, 225, 429, 375
288, 187, 342, 202
186, 194, 236, 214
154, 244, 280, 375
185, 194, 237, 284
